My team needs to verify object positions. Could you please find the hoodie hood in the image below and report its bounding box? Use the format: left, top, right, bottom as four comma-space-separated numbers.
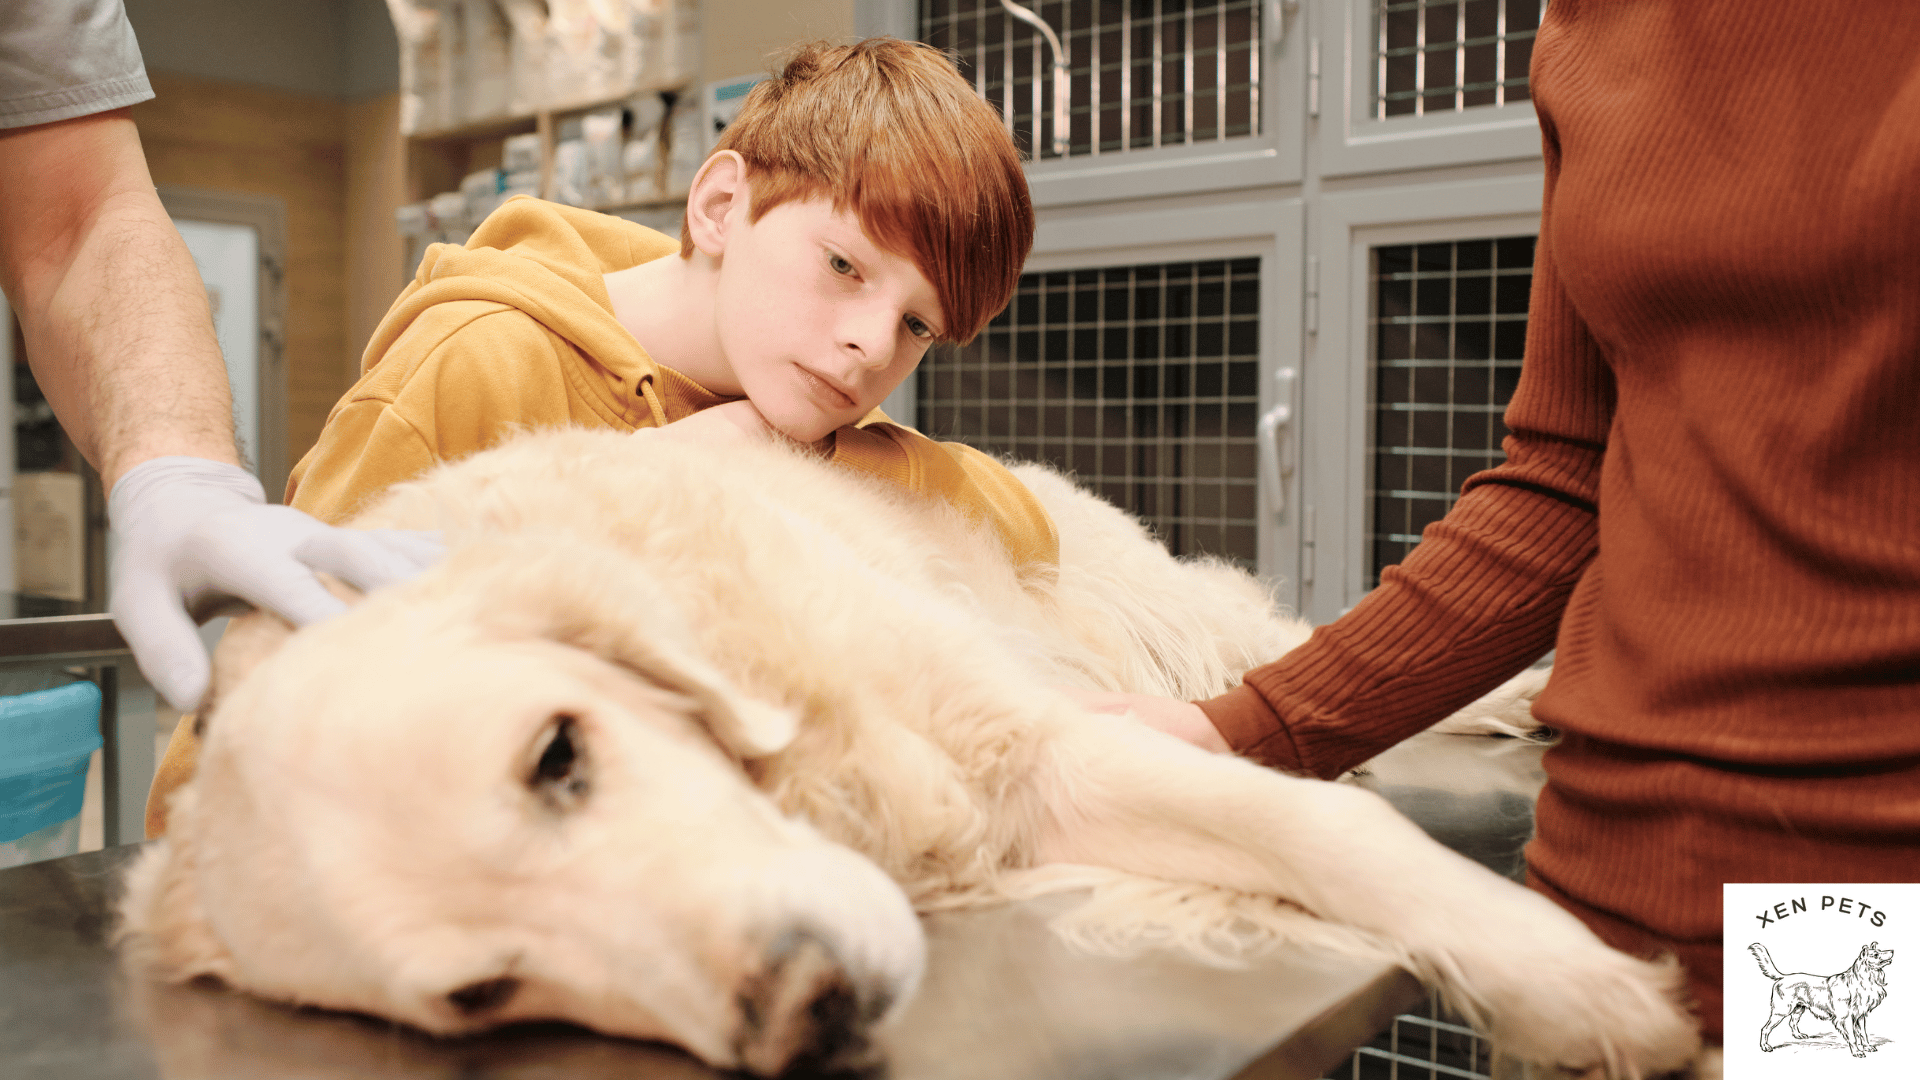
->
363, 196, 682, 399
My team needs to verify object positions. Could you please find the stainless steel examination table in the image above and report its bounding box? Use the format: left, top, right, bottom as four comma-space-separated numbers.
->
0, 729, 1546, 1080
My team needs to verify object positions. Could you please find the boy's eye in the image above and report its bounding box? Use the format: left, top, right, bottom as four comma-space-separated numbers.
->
905, 315, 934, 340
828, 253, 856, 276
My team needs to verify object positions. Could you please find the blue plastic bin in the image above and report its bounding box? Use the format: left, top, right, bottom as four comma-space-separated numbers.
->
0, 681, 104, 849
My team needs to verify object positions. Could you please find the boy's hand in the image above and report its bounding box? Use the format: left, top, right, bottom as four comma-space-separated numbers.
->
653, 400, 778, 447
1059, 688, 1233, 754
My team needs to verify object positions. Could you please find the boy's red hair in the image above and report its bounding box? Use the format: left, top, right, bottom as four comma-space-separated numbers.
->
681, 38, 1032, 344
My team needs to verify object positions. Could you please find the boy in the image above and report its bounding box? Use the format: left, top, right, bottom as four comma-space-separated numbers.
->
146, 38, 1050, 835
288, 36, 1051, 566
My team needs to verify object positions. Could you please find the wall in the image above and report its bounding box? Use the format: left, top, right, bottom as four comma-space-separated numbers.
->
704, 0, 856, 82
128, 76, 350, 472
344, 94, 408, 394
121, 0, 349, 99
122, 0, 402, 476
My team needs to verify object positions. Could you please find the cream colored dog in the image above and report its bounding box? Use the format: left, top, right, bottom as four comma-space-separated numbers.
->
118, 428, 1699, 1077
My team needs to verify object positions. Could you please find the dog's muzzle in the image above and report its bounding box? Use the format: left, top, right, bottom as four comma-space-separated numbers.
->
733, 928, 894, 1077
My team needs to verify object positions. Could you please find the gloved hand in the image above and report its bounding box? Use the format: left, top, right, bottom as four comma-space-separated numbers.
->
108, 456, 446, 711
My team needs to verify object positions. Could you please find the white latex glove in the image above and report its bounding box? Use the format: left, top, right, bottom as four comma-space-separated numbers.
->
108, 456, 446, 711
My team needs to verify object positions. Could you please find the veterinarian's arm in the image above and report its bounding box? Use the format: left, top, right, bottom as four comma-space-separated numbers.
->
1196, 119, 1608, 779
0, 111, 442, 711
0, 110, 234, 487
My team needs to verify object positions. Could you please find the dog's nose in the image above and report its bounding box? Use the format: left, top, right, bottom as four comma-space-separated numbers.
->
733, 928, 889, 1077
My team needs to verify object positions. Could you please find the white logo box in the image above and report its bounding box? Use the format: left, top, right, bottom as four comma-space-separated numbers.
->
1724, 882, 1918, 1078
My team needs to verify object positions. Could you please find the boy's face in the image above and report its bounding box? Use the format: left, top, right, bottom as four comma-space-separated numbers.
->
712, 196, 946, 444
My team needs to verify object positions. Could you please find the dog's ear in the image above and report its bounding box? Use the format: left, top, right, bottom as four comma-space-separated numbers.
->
199, 575, 363, 729
550, 601, 799, 758
200, 611, 293, 729
466, 541, 798, 758
114, 788, 237, 983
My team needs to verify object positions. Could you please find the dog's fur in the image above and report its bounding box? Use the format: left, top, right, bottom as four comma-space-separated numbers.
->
116, 428, 1700, 1076
1750, 942, 1894, 1056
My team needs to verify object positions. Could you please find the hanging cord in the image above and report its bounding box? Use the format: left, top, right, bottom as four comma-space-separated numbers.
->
997, 0, 1070, 157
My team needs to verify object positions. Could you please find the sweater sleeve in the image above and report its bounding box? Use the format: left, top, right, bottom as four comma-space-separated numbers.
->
831, 421, 1060, 571
1203, 106, 1615, 778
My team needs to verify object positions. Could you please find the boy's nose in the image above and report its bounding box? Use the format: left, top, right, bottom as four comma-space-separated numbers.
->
838, 312, 898, 369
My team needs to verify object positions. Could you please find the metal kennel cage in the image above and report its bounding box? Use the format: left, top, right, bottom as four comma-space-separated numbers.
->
917, 257, 1264, 573
1372, 0, 1546, 118
920, 0, 1264, 159
1328, 989, 1496, 1079
1366, 236, 1535, 587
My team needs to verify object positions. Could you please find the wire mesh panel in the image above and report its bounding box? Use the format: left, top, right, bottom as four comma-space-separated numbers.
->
1374, 0, 1546, 118
920, 0, 1262, 159
1324, 990, 1495, 1079
1368, 236, 1534, 588
917, 258, 1262, 571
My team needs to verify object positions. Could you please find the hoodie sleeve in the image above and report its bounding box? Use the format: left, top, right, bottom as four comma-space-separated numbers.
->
830, 422, 1059, 572
287, 304, 594, 523
286, 400, 438, 524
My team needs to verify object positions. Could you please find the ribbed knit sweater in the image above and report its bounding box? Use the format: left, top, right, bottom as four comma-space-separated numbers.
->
1197, 1, 1920, 1041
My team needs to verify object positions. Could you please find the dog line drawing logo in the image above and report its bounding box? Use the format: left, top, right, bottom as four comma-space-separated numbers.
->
1748, 941, 1895, 1058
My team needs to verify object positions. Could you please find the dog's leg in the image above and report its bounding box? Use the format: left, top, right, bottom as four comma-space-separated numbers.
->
1844, 1003, 1867, 1057
1016, 714, 1699, 1077
1825, 990, 1859, 1056
1761, 999, 1797, 1050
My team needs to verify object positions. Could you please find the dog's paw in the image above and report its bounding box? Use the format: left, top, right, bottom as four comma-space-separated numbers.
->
1428, 667, 1554, 740
1424, 891, 1699, 1078
1471, 943, 1700, 1078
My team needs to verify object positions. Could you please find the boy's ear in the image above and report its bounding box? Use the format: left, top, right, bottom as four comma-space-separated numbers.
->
687, 150, 749, 257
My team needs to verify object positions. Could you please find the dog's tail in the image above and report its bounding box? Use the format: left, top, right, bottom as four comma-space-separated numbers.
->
1749, 943, 1785, 981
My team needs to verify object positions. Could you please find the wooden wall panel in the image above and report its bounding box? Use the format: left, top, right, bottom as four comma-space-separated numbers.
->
129, 74, 348, 476
704, 0, 855, 81
345, 93, 408, 390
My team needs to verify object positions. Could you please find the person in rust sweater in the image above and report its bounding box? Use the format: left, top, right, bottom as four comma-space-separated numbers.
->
1087, 0, 1919, 1048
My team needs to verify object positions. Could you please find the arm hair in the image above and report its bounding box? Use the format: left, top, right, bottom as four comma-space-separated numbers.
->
0, 108, 239, 489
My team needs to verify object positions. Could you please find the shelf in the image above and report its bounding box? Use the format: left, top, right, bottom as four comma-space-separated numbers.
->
540, 79, 693, 119
405, 81, 693, 142
584, 189, 690, 215
403, 81, 696, 211
406, 112, 539, 145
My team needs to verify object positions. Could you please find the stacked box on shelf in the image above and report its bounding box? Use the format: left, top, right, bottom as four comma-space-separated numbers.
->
390, 0, 696, 136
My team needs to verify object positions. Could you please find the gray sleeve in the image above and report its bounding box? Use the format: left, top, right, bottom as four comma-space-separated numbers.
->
0, 0, 154, 129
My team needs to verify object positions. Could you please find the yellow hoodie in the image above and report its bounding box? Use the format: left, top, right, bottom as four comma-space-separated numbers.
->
286, 197, 1057, 569
147, 197, 1055, 839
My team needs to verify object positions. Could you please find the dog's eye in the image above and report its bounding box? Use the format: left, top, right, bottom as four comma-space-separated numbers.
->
529, 714, 589, 810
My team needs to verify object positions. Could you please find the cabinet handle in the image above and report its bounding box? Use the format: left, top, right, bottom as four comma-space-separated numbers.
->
1256, 366, 1297, 516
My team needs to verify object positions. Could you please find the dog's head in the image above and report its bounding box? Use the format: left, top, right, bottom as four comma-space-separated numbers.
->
118, 537, 923, 1076
1861, 942, 1895, 971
